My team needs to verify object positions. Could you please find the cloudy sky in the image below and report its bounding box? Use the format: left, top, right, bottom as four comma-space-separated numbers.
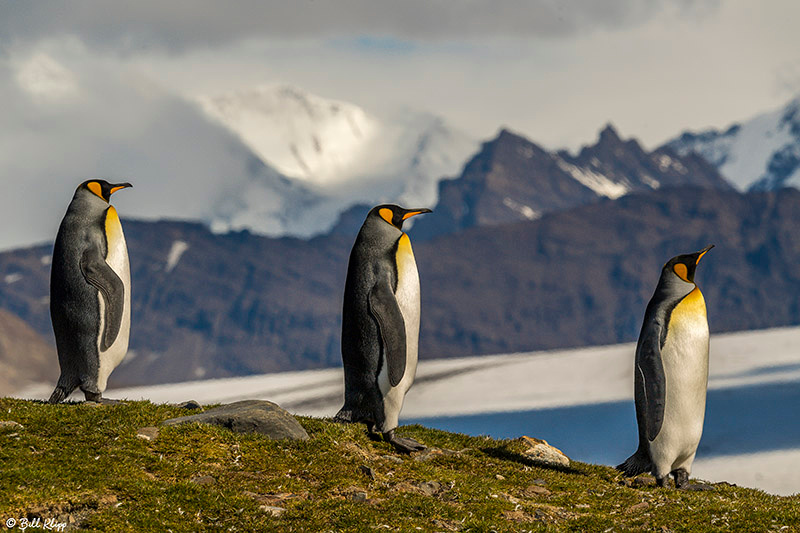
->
0, 1, 799, 248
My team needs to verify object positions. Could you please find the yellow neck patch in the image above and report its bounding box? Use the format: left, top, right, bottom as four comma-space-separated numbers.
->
87, 182, 104, 200
673, 263, 689, 282
671, 286, 707, 323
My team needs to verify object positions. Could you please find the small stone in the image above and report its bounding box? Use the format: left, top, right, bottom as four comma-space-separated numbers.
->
179, 400, 203, 410
519, 436, 570, 467
627, 501, 650, 513
500, 492, 519, 504
495, 474, 506, 480
684, 483, 715, 491
632, 476, 655, 487
502, 510, 532, 523
0, 421, 23, 430
136, 426, 159, 441
380, 455, 403, 464
359, 465, 375, 479
162, 400, 309, 441
190, 475, 216, 485
413, 448, 445, 462
259, 505, 285, 516
348, 491, 368, 502
98, 494, 118, 506
417, 481, 440, 496
523, 485, 551, 497
575, 503, 590, 509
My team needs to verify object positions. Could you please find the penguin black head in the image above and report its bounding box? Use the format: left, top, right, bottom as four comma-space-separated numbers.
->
77, 179, 133, 203
663, 244, 714, 284
368, 204, 432, 231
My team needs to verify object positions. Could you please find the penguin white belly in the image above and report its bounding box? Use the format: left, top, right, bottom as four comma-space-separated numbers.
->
96, 206, 131, 391
378, 233, 420, 432
649, 288, 709, 476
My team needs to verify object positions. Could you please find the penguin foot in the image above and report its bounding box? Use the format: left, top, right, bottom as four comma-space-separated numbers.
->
383, 430, 426, 453
672, 469, 690, 489
84, 392, 123, 405
655, 476, 670, 488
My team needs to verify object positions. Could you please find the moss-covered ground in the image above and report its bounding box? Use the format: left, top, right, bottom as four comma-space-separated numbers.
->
0, 399, 797, 532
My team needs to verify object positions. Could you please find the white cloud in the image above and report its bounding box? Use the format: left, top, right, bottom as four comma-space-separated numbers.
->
13, 52, 78, 101
0, 1, 799, 249
0, 44, 291, 250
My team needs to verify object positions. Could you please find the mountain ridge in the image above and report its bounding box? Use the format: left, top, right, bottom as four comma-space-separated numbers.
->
411, 124, 731, 240
664, 95, 800, 191
2, 186, 798, 387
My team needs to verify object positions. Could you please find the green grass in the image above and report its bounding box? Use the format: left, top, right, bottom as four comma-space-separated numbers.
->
0, 399, 797, 532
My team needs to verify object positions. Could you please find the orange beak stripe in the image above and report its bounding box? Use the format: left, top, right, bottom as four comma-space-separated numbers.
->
109, 185, 128, 195
402, 210, 425, 220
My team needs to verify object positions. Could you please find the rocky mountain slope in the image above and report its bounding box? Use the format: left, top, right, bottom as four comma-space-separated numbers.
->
411, 125, 730, 240
2, 187, 799, 387
0, 309, 57, 396
664, 95, 800, 191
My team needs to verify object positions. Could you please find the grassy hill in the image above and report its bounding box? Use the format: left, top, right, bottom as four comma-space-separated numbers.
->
0, 399, 797, 532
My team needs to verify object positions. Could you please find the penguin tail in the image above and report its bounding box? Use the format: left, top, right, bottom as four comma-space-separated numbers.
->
48, 380, 77, 404
333, 408, 354, 423
616, 447, 652, 477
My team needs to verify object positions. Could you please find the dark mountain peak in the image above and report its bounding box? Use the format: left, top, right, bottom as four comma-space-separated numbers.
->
412, 121, 735, 241
598, 123, 623, 146
495, 127, 527, 143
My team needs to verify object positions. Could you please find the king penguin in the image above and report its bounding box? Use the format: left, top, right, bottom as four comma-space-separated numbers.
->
48, 180, 133, 404
335, 204, 431, 452
617, 245, 714, 488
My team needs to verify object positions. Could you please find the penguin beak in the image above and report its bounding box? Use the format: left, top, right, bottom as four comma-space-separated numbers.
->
695, 244, 714, 265
109, 182, 133, 195
401, 208, 432, 220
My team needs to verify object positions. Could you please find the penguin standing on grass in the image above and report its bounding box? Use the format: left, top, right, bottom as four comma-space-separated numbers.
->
335, 204, 431, 452
617, 245, 714, 488
49, 180, 133, 404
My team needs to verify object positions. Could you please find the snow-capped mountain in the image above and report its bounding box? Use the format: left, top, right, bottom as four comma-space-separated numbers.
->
197, 84, 478, 233
664, 96, 800, 191
411, 125, 732, 240
197, 85, 379, 187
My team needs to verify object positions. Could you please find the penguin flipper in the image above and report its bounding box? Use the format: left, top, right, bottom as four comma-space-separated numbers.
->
368, 280, 407, 388
635, 322, 667, 442
80, 245, 125, 351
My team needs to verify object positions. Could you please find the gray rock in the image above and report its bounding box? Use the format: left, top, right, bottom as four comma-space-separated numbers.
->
347, 491, 368, 502
259, 505, 285, 516
520, 436, 570, 468
417, 481, 441, 496
162, 400, 309, 441
190, 475, 216, 485
136, 426, 159, 441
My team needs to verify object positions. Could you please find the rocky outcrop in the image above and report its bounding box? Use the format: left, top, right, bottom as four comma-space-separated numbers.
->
162, 400, 309, 441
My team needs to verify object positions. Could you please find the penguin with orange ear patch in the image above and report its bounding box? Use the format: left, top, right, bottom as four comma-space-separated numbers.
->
618, 245, 714, 488
49, 179, 132, 403
335, 204, 431, 452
